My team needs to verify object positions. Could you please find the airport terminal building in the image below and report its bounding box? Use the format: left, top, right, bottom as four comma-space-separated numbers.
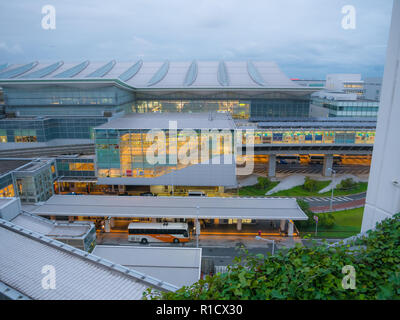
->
0, 60, 375, 195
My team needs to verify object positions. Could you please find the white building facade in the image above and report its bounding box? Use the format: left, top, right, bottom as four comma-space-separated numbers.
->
361, 1, 400, 232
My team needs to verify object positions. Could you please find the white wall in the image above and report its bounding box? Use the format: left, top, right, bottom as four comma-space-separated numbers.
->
361, 1, 400, 232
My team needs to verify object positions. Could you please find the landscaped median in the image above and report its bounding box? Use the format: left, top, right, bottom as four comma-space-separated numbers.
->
297, 204, 364, 239
237, 176, 368, 198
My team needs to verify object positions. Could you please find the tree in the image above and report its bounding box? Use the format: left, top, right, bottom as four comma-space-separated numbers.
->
303, 177, 318, 192
256, 177, 271, 190
337, 178, 357, 190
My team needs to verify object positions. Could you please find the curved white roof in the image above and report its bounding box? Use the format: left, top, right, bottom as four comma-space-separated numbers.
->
0, 60, 305, 90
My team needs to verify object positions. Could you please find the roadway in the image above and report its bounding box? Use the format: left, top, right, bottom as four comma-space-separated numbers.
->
299, 192, 366, 208
253, 163, 370, 175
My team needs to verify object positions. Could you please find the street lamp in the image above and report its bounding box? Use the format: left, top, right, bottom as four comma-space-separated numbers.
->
327, 168, 336, 213
255, 236, 275, 255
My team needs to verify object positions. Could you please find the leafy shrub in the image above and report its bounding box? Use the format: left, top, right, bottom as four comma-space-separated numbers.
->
319, 213, 335, 229
296, 199, 313, 228
303, 177, 318, 192
144, 213, 400, 300
256, 177, 272, 190
337, 178, 358, 190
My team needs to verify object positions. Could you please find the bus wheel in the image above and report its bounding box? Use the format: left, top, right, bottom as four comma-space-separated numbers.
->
141, 238, 148, 244
173, 238, 179, 244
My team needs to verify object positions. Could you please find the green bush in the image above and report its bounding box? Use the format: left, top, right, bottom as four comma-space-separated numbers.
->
144, 213, 400, 300
296, 199, 313, 228
303, 177, 318, 192
319, 213, 335, 229
337, 178, 358, 190
256, 177, 271, 190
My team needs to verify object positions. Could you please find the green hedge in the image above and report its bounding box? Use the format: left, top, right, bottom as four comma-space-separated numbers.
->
144, 213, 400, 300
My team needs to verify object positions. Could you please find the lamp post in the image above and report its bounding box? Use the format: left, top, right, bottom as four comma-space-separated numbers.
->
255, 236, 275, 255
327, 168, 336, 213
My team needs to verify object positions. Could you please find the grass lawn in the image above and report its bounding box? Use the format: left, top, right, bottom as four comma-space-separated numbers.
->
268, 181, 368, 197
298, 207, 364, 239
268, 180, 331, 197
319, 182, 368, 196
238, 181, 280, 197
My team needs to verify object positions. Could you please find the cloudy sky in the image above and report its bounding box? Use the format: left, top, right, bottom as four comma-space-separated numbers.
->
0, 0, 393, 79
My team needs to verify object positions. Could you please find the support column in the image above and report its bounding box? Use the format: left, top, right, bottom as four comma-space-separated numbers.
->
280, 219, 286, 232
268, 154, 276, 177
110, 217, 115, 228
322, 155, 334, 176
195, 218, 200, 248
104, 217, 111, 233
288, 220, 294, 237
218, 186, 224, 193
236, 219, 242, 231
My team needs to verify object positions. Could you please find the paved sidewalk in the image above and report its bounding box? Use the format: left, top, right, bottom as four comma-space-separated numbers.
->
310, 198, 365, 213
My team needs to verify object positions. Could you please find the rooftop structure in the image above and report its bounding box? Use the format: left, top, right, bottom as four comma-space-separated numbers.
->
96, 112, 236, 130
92, 245, 202, 288
0, 60, 313, 91
26, 194, 308, 221
0, 218, 177, 299
11, 211, 96, 251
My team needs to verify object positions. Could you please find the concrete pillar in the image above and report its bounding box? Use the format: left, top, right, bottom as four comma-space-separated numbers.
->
236, 219, 242, 231
118, 185, 125, 193
322, 155, 334, 176
110, 217, 115, 228
280, 219, 286, 232
288, 220, 294, 237
104, 217, 111, 232
268, 154, 276, 177
218, 186, 224, 193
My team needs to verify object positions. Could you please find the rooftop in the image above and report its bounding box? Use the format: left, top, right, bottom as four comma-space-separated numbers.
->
92, 245, 202, 288
11, 212, 93, 239
0, 60, 317, 91
27, 195, 308, 220
0, 159, 31, 176
96, 112, 236, 130
0, 218, 177, 299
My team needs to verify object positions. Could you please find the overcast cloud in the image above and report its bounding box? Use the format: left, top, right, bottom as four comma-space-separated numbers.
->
0, 0, 393, 78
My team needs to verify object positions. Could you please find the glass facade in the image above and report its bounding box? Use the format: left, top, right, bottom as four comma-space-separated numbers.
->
3, 86, 134, 107
134, 100, 250, 119
250, 99, 309, 119
312, 98, 379, 117
14, 160, 56, 203
56, 158, 95, 178
133, 99, 309, 120
247, 129, 375, 145
0, 118, 107, 143
95, 128, 234, 179
0, 173, 15, 198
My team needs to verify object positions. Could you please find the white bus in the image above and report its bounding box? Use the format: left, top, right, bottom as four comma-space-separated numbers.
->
128, 222, 190, 244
